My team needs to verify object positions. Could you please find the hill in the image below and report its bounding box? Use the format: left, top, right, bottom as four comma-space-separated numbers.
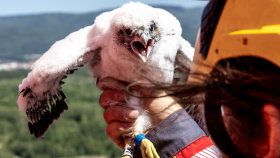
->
0, 6, 203, 62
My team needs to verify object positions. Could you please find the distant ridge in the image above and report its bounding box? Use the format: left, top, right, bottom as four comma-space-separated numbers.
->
0, 6, 204, 62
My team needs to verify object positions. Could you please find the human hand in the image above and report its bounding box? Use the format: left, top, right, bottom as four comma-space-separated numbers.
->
99, 89, 182, 148
99, 89, 139, 148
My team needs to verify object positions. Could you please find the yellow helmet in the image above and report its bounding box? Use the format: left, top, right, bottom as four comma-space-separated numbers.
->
192, 0, 280, 76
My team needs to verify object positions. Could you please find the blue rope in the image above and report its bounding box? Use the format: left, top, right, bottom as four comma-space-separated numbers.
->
134, 133, 147, 148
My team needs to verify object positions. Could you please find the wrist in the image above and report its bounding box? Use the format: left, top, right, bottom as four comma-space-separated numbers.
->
143, 92, 183, 127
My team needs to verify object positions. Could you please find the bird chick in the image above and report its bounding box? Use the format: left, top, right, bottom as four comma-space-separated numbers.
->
17, 2, 194, 138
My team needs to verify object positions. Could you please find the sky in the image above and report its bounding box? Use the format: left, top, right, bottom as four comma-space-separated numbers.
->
0, 0, 208, 16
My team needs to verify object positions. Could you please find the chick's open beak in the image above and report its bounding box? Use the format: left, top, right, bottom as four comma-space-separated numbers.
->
131, 30, 153, 62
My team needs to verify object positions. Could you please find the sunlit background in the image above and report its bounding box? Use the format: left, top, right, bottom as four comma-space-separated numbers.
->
0, 0, 207, 157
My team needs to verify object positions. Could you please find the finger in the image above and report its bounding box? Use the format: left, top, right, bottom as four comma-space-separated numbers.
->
106, 121, 134, 148
103, 105, 139, 124
99, 89, 125, 109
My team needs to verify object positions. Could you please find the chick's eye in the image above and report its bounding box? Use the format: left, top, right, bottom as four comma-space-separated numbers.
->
124, 29, 132, 35
149, 24, 154, 31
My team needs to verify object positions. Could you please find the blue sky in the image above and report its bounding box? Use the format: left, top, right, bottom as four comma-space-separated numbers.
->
0, 0, 208, 16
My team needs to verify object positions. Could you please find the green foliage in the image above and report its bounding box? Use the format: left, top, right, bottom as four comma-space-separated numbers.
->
0, 68, 122, 157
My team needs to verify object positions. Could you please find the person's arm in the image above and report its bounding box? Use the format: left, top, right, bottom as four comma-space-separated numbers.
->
99, 89, 222, 158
